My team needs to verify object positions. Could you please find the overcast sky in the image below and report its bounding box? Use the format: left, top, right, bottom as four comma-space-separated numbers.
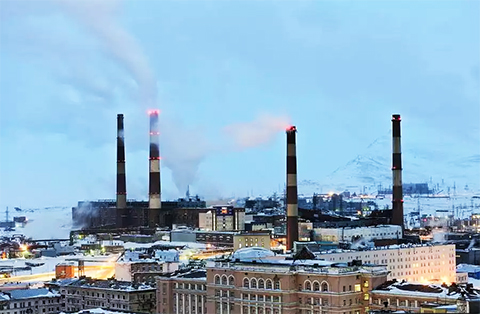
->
0, 0, 479, 209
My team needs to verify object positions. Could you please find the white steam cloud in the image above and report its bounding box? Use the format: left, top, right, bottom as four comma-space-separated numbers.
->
55, 0, 157, 108
224, 113, 291, 149
2, 0, 291, 196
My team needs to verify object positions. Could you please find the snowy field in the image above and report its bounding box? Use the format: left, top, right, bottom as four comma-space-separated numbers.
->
1, 206, 71, 239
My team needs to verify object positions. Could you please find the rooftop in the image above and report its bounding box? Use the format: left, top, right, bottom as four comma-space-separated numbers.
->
316, 242, 455, 255
0, 288, 60, 301
60, 308, 132, 314
373, 280, 480, 300
56, 278, 155, 291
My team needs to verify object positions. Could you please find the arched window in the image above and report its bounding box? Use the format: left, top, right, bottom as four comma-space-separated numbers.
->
258, 279, 265, 289
313, 281, 320, 291
214, 275, 220, 285
321, 281, 329, 292
304, 280, 312, 291
266, 279, 273, 289
274, 279, 280, 290
251, 278, 257, 289
228, 275, 235, 285
243, 278, 249, 288
221, 275, 228, 285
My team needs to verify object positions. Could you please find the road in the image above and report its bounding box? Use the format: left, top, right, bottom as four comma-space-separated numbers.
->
0, 265, 115, 284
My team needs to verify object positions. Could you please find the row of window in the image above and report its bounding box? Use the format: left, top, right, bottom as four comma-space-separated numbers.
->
243, 278, 280, 290
303, 281, 329, 292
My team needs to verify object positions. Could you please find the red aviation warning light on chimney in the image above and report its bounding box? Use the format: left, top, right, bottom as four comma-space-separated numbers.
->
391, 114, 404, 232
286, 125, 299, 251
148, 109, 162, 228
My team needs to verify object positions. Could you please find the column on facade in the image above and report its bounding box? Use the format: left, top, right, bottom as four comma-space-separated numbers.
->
176, 293, 179, 314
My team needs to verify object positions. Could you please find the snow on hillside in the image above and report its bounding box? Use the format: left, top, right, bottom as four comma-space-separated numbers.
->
1, 206, 71, 239
298, 129, 480, 195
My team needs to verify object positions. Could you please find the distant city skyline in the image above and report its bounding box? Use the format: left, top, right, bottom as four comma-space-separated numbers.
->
0, 0, 479, 208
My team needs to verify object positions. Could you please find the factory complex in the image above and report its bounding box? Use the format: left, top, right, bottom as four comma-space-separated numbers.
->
1, 113, 480, 314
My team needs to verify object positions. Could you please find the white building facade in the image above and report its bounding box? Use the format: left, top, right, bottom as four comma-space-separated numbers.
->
317, 244, 456, 284
314, 225, 403, 243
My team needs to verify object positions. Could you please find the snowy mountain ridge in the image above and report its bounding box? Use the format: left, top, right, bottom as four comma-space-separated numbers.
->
299, 132, 480, 196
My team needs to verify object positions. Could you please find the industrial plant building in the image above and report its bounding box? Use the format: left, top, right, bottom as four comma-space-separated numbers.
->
71, 113, 208, 231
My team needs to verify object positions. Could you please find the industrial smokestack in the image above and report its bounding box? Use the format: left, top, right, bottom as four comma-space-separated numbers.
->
286, 126, 299, 251
391, 114, 404, 231
116, 114, 128, 228
148, 110, 161, 228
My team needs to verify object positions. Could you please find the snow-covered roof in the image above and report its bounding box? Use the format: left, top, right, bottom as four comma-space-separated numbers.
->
373, 281, 480, 299
231, 247, 276, 261
60, 308, 131, 314
457, 264, 480, 273
56, 278, 155, 291
1, 288, 60, 300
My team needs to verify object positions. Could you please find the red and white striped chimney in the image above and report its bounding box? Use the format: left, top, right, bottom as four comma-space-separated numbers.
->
148, 110, 161, 227
391, 114, 404, 231
286, 126, 299, 251
116, 114, 128, 228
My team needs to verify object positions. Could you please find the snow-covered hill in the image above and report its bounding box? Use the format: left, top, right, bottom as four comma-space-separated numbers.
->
299, 131, 480, 196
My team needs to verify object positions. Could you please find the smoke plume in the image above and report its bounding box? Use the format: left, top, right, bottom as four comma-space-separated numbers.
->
55, 0, 157, 109
224, 113, 291, 149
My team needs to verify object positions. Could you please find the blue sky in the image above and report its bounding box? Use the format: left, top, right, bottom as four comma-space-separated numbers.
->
0, 0, 479, 208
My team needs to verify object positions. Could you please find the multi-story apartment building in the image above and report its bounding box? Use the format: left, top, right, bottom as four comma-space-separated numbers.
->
115, 259, 179, 283
51, 277, 156, 313
199, 206, 246, 231
0, 288, 62, 314
316, 244, 456, 284
157, 269, 208, 314
157, 247, 389, 314
233, 231, 271, 250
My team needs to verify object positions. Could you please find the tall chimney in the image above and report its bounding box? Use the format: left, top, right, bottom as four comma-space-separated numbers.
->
286, 126, 299, 251
148, 110, 161, 228
391, 114, 404, 231
116, 114, 128, 228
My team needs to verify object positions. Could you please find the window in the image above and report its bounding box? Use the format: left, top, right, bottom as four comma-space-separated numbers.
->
313, 281, 320, 291
243, 278, 249, 288
258, 279, 265, 289
354, 284, 361, 292
364, 280, 369, 288
321, 282, 328, 292
221, 275, 228, 285
266, 279, 273, 289
228, 275, 235, 285
274, 280, 280, 290
251, 278, 257, 289
364, 293, 369, 301
305, 281, 312, 291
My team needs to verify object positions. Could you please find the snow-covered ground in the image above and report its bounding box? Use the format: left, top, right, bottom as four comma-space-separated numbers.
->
123, 240, 206, 250
1, 206, 71, 239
